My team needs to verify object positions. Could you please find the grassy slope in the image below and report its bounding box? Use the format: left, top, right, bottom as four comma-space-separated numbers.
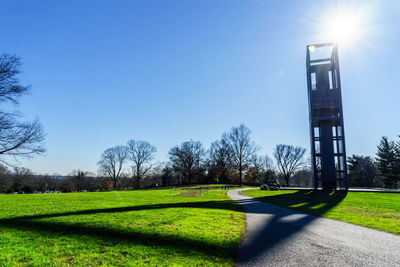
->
0, 187, 245, 266
243, 189, 400, 235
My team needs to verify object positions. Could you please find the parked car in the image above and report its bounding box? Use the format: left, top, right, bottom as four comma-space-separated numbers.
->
265, 180, 281, 190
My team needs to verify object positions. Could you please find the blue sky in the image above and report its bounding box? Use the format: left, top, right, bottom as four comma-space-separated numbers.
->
2, 0, 400, 174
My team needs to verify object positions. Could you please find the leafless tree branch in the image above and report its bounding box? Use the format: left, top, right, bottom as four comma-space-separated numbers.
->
0, 54, 45, 160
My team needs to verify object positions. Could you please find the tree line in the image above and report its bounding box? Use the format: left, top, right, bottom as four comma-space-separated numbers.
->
96, 124, 309, 190
0, 124, 313, 193
1, 131, 397, 194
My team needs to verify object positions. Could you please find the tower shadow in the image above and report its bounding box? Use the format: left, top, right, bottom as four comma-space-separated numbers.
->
235, 190, 347, 264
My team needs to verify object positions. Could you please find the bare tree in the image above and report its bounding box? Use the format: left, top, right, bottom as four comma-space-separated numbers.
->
0, 54, 45, 161
273, 144, 306, 186
263, 154, 274, 172
224, 124, 258, 186
169, 140, 205, 184
127, 139, 157, 189
208, 138, 233, 183
98, 146, 128, 190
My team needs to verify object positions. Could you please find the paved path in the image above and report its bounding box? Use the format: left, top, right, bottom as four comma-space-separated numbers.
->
227, 189, 400, 267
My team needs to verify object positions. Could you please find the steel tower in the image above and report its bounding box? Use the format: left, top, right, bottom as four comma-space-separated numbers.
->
306, 43, 348, 190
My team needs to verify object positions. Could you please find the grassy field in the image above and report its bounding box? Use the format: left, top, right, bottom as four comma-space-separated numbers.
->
243, 189, 400, 235
0, 186, 245, 266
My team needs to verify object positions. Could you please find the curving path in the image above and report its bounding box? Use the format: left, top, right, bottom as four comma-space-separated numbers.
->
227, 189, 400, 267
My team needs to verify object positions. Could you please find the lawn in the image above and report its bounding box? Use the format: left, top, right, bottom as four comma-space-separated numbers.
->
243, 189, 400, 235
0, 186, 245, 266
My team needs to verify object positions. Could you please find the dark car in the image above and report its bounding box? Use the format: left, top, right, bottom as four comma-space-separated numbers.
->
266, 180, 281, 190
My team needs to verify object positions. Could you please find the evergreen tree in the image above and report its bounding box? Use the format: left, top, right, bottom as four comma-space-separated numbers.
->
347, 155, 376, 187
376, 137, 397, 189
394, 135, 400, 188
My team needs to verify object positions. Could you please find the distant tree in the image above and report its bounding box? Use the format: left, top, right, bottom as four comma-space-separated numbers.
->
117, 173, 131, 189
69, 169, 93, 191
246, 154, 277, 185
250, 154, 264, 170
246, 167, 263, 184
161, 164, 175, 186
127, 140, 157, 189
169, 140, 205, 184
291, 168, 312, 188
57, 177, 76, 193
98, 177, 114, 191
264, 168, 277, 184
224, 124, 258, 186
0, 164, 12, 193
208, 138, 233, 183
246, 154, 265, 184
0, 54, 45, 162
98, 146, 128, 190
153, 162, 176, 187
262, 154, 274, 171
348, 155, 377, 187
376, 137, 398, 189
36, 174, 58, 192
273, 144, 306, 186
12, 167, 36, 193
259, 154, 277, 184
35, 176, 46, 192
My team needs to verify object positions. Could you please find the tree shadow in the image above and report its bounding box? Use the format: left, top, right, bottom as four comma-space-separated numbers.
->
0, 190, 347, 263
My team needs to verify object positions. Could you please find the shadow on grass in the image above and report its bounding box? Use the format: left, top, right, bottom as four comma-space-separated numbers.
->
234, 190, 347, 264
0, 200, 244, 258
0, 190, 347, 262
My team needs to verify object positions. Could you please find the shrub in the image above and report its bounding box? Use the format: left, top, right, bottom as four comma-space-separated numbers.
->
260, 184, 268, 190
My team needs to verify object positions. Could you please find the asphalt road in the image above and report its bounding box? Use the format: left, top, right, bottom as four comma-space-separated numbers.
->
227, 189, 400, 267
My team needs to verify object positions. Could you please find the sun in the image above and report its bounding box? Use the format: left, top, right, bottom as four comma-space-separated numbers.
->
327, 16, 358, 43
318, 4, 368, 46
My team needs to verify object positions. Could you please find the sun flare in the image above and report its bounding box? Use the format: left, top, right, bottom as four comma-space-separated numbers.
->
327, 16, 358, 43
318, 4, 368, 46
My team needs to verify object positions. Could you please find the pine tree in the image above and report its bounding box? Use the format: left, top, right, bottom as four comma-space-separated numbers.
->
393, 135, 400, 189
376, 137, 397, 189
348, 155, 376, 187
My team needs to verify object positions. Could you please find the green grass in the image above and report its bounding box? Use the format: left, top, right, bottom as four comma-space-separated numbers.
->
243, 189, 400, 235
0, 186, 245, 266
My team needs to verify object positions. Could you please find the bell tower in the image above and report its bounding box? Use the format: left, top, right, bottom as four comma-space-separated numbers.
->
306, 43, 348, 190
